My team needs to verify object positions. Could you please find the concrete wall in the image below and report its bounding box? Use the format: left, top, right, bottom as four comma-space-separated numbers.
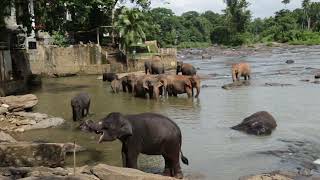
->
29, 44, 177, 76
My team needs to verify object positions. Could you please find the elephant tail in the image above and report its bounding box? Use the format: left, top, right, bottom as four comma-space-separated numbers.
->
180, 151, 189, 165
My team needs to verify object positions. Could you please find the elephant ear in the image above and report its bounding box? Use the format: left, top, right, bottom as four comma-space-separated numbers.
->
117, 114, 133, 138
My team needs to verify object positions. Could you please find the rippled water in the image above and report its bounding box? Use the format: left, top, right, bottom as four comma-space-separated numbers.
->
13, 45, 320, 179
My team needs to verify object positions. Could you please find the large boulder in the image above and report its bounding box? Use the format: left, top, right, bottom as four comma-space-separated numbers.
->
239, 170, 320, 180
90, 164, 175, 180
0, 142, 85, 168
0, 112, 65, 132
0, 94, 38, 112
231, 111, 277, 136
0, 142, 66, 167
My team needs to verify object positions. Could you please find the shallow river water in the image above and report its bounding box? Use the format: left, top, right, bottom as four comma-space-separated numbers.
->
14, 45, 320, 179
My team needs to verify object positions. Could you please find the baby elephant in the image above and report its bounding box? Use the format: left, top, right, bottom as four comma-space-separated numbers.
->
232, 62, 251, 82
231, 111, 277, 136
111, 79, 122, 93
85, 112, 189, 179
71, 92, 90, 121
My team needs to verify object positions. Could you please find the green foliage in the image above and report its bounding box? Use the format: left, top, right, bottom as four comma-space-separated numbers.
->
116, 8, 147, 52
52, 31, 68, 47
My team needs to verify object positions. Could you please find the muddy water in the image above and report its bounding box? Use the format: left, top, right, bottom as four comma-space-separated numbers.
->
14, 45, 320, 179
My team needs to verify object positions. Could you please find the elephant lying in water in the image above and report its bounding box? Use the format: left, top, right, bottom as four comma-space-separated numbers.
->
82, 112, 189, 179
231, 111, 277, 135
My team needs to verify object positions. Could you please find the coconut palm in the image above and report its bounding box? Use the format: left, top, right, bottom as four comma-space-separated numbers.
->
115, 7, 147, 67
282, 0, 290, 9
302, 0, 311, 30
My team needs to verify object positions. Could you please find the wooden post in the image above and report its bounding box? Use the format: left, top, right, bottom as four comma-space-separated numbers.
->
73, 141, 76, 176
96, 28, 100, 45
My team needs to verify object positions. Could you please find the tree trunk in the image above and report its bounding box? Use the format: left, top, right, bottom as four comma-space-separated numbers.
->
111, 0, 119, 44
307, 17, 311, 30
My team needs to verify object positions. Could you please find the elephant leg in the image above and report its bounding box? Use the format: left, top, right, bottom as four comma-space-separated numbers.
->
82, 108, 85, 117
86, 102, 90, 116
186, 88, 192, 98
162, 155, 173, 177
72, 108, 76, 121
121, 147, 127, 167
248, 75, 251, 80
244, 75, 247, 80
126, 152, 138, 169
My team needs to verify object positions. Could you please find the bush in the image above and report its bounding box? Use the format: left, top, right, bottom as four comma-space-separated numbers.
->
52, 31, 68, 47
176, 42, 211, 49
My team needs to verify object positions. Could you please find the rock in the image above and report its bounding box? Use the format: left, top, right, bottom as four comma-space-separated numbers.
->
0, 94, 38, 112
285, 60, 295, 64
313, 159, 320, 165
201, 54, 212, 60
222, 81, 250, 90
13, 112, 49, 122
264, 83, 293, 87
239, 170, 320, 180
231, 111, 277, 136
22, 117, 65, 131
90, 164, 176, 180
315, 73, 320, 79
0, 142, 66, 167
300, 79, 310, 82
0, 107, 8, 115
0, 131, 16, 142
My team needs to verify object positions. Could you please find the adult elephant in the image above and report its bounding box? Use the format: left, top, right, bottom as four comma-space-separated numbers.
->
232, 62, 251, 82
120, 74, 136, 93
82, 112, 189, 179
143, 75, 168, 99
166, 75, 201, 98
102, 73, 118, 82
145, 56, 165, 75
176, 61, 197, 75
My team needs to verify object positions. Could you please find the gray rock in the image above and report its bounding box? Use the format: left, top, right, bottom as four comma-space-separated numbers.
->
222, 81, 250, 90
264, 83, 293, 87
23, 117, 65, 131
0, 94, 38, 112
0, 131, 16, 142
0, 107, 8, 115
315, 73, 320, 79
90, 164, 175, 180
285, 60, 295, 64
0, 142, 66, 167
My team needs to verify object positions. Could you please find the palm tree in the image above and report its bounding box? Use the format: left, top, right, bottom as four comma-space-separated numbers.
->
115, 7, 147, 68
302, 0, 311, 30
282, 0, 290, 8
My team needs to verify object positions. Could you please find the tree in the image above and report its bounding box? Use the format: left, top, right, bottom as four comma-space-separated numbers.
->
0, 0, 12, 28
115, 8, 147, 66
302, 0, 311, 30
282, 0, 290, 7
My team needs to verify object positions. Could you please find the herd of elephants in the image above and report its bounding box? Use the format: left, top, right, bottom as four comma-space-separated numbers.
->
70, 56, 277, 179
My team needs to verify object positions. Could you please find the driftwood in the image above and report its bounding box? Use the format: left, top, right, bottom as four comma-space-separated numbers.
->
0, 94, 38, 112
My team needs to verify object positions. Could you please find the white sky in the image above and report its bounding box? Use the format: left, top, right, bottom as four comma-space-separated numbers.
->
150, 0, 320, 18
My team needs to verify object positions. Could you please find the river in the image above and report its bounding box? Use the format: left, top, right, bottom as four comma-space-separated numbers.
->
13, 45, 320, 179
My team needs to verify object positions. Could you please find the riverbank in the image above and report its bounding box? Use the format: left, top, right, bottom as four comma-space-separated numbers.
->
177, 43, 319, 60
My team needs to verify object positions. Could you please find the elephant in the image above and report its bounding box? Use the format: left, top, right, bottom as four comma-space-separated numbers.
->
166, 75, 200, 98
111, 79, 122, 93
231, 111, 277, 136
144, 61, 152, 74
71, 92, 90, 121
144, 56, 165, 75
83, 112, 189, 179
120, 74, 136, 93
143, 75, 168, 99
102, 73, 118, 82
176, 61, 197, 76
232, 62, 251, 82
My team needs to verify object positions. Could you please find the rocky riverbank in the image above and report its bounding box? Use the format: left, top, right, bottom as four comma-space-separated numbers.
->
177, 43, 308, 60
